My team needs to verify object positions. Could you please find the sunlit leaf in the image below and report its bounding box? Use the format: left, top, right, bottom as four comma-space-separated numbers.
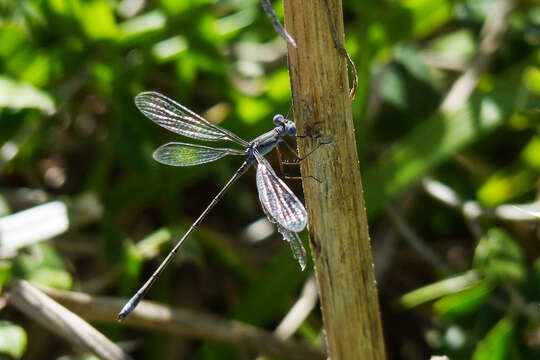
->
401, 0, 453, 38
160, 0, 214, 15
0, 195, 10, 217
47, 0, 70, 15
215, 8, 256, 36
0, 321, 27, 359
18, 53, 51, 87
521, 135, 540, 169
472, 317, 514, 360
473, 228, 525, 282
236, 96, 271, 124
76, 0, 118, 40
478, 168, 539, 207
0, 24, 28, 59
119, 10, 166, 41
0, 261, 12, 293
12, 243, 73, 289
426, 29, 476, 65
0, 76, 55, 115
266, 69, 291, 101
524, 66, 540, 94
478, 136, 540, 207
152, 35, 189, 62
364, 59, 530, 216
397, 271, 481, 309
433, 279, 495, 318
0, 201, 69, 254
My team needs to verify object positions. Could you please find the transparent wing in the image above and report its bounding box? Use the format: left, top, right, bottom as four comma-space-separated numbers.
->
136, 92, 249, 146
254, 150, 307, 233
154, 142, 245, 167
277, 225, 307, 271
258, 197, 307, 271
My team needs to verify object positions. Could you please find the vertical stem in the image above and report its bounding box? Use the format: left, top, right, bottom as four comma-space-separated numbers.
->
283, 1, 386, 359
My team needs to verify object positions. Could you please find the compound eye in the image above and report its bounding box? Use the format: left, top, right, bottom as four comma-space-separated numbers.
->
285, 122, 296, 136
273, 114, 284, 126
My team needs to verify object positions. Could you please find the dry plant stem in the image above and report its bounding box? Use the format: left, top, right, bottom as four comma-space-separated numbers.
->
440, 0, 515, 112
9, 280, 131, 360
284, 1, 386, 359
321, 0, 358, 99
39, 286, 324, 360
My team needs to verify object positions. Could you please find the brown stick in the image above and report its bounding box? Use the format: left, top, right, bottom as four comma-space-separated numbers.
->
38, 286, 325, 360
283, 1, 386, 359
9, 280, 132, 360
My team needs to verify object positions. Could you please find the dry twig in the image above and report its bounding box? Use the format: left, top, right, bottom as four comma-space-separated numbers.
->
9, 280, 131, 360
39, 286, 325, 360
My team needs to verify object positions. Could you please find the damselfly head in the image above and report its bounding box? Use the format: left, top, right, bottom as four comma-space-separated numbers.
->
273, 114, 296, 137
284, 121, 296, 136
273, 114, 285, 126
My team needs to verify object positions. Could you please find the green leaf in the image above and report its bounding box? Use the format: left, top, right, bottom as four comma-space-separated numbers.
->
76, 0, 118, 40
0, 76, 55, 115
12, 243, 72, 289
426, 29, 476, 65
152, 36, 189, 63
521, 135, 540, 169
533, 258, 540, 288
472, 317, 514, 360
477, 134, 540, 207
434, 279, 495, 318
214, 7, 256, 37
397, 270, 481, 309
524, 66, 540, 94
0, 195, 11, 217
119, 10, 166, 41
477, 168, 539, 207
0, 261, 12, 293
0, 24, 28, 59
0, 321, 27, 359
473, 228, 525, 282
401, 0, 453, 38
236, 96, 272, 124
364, 58, 531, 217
47, 0, 71, 16
379, 67, 407, 107
160, 0, 214, 15
266, 69, 292, 102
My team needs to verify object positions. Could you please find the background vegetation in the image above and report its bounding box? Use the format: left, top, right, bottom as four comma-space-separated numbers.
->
0, 0, 539, 359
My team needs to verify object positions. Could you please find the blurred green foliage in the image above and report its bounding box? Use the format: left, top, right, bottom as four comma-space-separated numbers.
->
0, 0, 539, 359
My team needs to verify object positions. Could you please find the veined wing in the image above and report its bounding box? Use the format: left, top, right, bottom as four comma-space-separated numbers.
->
258, 195, 307, 271
277, 225, 307, 271
254, 150, 307, 233
136, 92, 249, 146
154, 142, 245, 167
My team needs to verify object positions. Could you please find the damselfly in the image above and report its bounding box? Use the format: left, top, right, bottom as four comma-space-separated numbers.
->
118, 92, 307, 321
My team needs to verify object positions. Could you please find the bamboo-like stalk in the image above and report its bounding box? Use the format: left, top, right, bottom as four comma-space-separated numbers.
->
283, 1, 386, 358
